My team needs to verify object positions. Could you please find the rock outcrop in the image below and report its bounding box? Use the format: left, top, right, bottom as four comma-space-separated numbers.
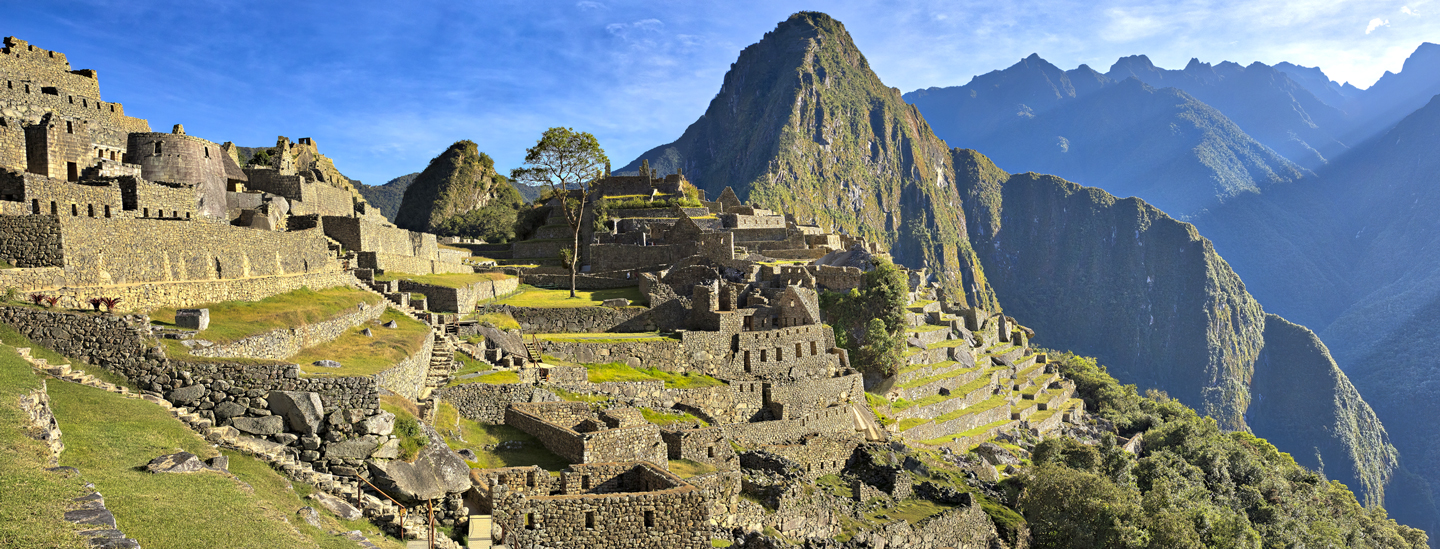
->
394, 140, 524, 239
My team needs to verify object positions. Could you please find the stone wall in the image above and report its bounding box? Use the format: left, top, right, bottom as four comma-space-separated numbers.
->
357, 251, 472, 276
126, 132, 226, 218
900, 403, 1011, 442
399, 275, 518, 314
660, 426, 738, 471
722, 405, 856, 446
441, 383, 558, 424
766, 373, 863, 420
191, 300, 384, 360
0, 213, 61, 267
505, 402, 667, 467
538, 337, 685, 370
505, 305, 648, 334
491, 462, 709, 549
372, 329, 434, 400
5, 270, 354, 313
295, 179, 353, 217
588, 243, 682, 272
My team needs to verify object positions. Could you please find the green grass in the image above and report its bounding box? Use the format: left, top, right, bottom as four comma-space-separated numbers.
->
380, 395, 428, 462
669, 459, 716, 478
293, 310, 429, 377
433, 402, 569, 471
641, 408, 709, 427
919, 419, 1013, 446
373, 271, 513, 289
47, 368, 376, 548
150, 287, 381, 344
0, 323, 138, 391
897, 417, 930, 432
583, 361, 725, 389
866, 499, 955, 525
898, 364, 981, 389
712, 540, 733, 548
816, 474, 854, 498
469, 311, 520, 330
226, 450, 404, 549
0, 345, 91, 548
495, 285, 646, 308
448, 370, 521, 386
0, 258, 14, 269
453, 350, 489, 377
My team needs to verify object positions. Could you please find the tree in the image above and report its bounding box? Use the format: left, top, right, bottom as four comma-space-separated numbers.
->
510, 128, 610, 297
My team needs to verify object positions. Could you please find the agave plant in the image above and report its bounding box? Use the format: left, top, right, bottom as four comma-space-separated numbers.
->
88, 297, 103, 311
29, 293, 45, 305
98, 297, 122, 313
41, 296, 59, 308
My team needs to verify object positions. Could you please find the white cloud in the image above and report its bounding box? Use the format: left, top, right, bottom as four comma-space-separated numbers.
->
1401, 6, 1419, 15
1366, 17, 1390, 34
576, 1, 605, 10
1101, 8, 1167, 42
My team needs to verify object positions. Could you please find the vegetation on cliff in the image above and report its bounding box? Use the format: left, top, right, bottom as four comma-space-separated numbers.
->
1011, 352, 1427, 549
356, 173, 418, 221
394, 140, 524, 241
820, 257, 908, 375
952, 147, 1399, 516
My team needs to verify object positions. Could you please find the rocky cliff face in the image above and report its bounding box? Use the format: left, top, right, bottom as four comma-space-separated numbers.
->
394, 141, 522, 234
953, 148, 1397, 507
620, 12, 996, 308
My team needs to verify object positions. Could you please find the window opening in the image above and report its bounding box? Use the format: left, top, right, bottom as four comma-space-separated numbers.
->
644, 510, 655, 528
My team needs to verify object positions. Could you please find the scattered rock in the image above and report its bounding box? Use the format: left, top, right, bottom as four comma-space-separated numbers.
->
626, 356, 642, 369
312, 360, 342, 369
208, 456, 229, 471
382, 320, 399, 328
366, 425, 470, 502
456, 448, 477, 461
232, 415, 286, 436
975, 443, 1020, 467
144, 452, 210, 474
601, 298, 629, 307
361, 328, 373, 337
309, 491, 364, 520
175, 308, 210, 331
268, 391, 326, 434
296, 506, 324, 529
372, 438, 402, 460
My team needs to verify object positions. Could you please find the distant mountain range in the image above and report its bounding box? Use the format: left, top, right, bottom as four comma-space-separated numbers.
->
907, 42, 1440, 541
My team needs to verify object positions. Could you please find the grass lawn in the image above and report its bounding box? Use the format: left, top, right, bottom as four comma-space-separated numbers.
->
47, 370, 393, 548
867, 499, 955, 525
584, 361, 725, 389
447, 370, 520, 387
151, 287, 381, 344
293, 309, 429, 377
433, 402, 569, 471
496, 285, 645, 308
0, 322, 138, 391
641, 408, 709, 427
374, 272, 513, 289
668, 459, 716, 479
0, 345, 91, 549
469, 312, 520, 330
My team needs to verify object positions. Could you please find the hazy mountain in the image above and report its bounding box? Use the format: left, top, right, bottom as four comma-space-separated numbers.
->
356, 172, 417, 221
394, 141, 523, 238
908, 56, 1307, 217
620, 12, 997, 308
1343, 43, 1440, 142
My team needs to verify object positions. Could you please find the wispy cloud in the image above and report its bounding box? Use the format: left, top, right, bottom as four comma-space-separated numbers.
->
576, 1, 606, 10
1367, 17, 1390, 34
1401, 6, 1419, 16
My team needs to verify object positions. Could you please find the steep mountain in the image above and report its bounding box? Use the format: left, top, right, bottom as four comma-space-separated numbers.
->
1105, 55, 1349, 167
1192, 94, 1440, 538
953, 147, 1399, 512
620, 12, 997, 309
905, 55, 1307, 218
394, 141, 523, 238
1274, 61, 1360, 112
357, 172, 418, 222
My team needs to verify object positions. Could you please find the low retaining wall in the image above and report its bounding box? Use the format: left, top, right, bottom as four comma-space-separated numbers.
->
191, 300, 385, 360
538, 338, 685, 370
900, 403, 1011, 442
398, 276, 518, 314
721, 405, 854, 446
372, 328, 434, 400
439, 383, 557, 424
1, 271, 357, 313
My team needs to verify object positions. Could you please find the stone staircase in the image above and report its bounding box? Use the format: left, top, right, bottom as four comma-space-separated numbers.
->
421, 331, 458, 400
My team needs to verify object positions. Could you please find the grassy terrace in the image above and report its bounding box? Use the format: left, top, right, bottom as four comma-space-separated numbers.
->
907, 324, 949, 334
894, 374, 996, 412
641, 408, 709, 427
151, 287, 382, 344
468, 311, 520, 330
899, 394, 1010, 433
447, 370, 521, 387
39, 357, 402, 548
669, 459, 716, 479
537, 332, 679, 344
897, 364, 983, 390
495, 285, 645, 308
373, 271, 513, 289
433, 402, 569, 471
920, 418, 1014, 446
293, 309, 430, 377
584, 361, 725, 389
0, 345, 90, 548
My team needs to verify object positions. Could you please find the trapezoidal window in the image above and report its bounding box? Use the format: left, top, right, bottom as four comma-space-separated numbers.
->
65, 121, 72, 134
796, 343, 802, 358
103, 205, 110, 218
585, 511, 595, 529
31, 199, 38, 214
154, 141, 162, 155
811, 341, 818, 355
50, 201, 56, 215
66, 162, 77, 182
86, 204, 93, 217
526, 513, 536, 530
644, 510, 655, 528
204, 147, 209, 159
70, 204, 77, 216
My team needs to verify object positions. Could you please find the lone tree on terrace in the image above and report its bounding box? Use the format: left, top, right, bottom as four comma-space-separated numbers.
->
510, 127, 610, 298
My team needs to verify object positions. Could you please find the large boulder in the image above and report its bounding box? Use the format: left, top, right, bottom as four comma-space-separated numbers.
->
268, 391, 325, 434
167, 384, 206, 406
232, 415, 286, 436
365, 425, 470, 502
213, 402, 247, 422
359, 411, 396, 436
325, 435, 381, 460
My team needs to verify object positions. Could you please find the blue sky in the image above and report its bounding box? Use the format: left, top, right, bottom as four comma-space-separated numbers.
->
9, 0, 1437, 186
